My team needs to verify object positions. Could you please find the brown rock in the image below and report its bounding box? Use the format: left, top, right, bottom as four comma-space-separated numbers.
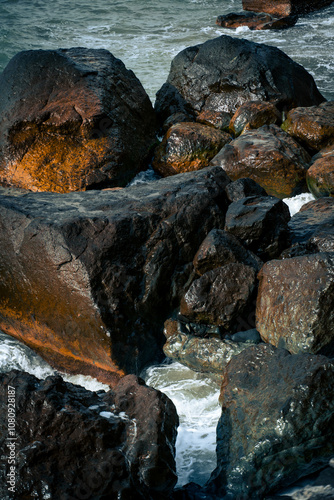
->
152, 122, 231, 177
210, 124, 311, 198
196, 109, 231, 131
242, 0, 334, 16
180, 263, 257, 332
256, 252, 334, 354
0, 48, 157, 192
307, 146, 334, 198
193, 229, 263, 275
229, 101, 281, 136
282, 101, 334, 152
206, 343, 334, 498
216, 12, 298, 31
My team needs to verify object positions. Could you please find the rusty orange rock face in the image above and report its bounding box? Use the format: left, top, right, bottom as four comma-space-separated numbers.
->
307, 146, 334, 198
229, 101, 281, 136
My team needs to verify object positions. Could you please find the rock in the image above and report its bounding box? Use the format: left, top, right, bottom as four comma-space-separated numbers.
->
242, 0, 334, 16
206, 344, 334, 499
216, 12, 298, 31
288, 197, 334, 245
0, 167, 230, 382
307, 146, 334, 198
164, 317, 222, 340
282, 101, 334, 153
256, 252, 334, 354
180, 264, 257, 333
225, 177, 268, 202
210, 124, 311, 199
155, 35, 324, 124
193, 229, 263, 275
162, 112, 194, 133
0, 370, 178, 499
0, 48, 157, 192
163, 323, 254, 374
224, 195, 291, 260
196, 110, 231, 132
229, 101, 281, 136
152, 122, 231, 177
230, 328, 262, 343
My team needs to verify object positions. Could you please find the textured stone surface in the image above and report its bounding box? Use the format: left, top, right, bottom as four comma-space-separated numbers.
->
216, 12, 298, 30
242, 0, 334, 16
229, 101, 281, 136
152, 122, 231, 177
307, 146, 334, 198
155, 35, 324, 124
0, 167, 230, 382
0, 48, 157, 192
282, 101, 334, 152
193, 229, 263, 276
256, 253, 334, 354
225, 177, 267, 202
0, 370, 179, 500
224, 195, 291, 260
207, 343, 334, 499
180, 264, 257, 332
288, 197, 334, 245
211, 124, 311, 199
196, 109, 231, 131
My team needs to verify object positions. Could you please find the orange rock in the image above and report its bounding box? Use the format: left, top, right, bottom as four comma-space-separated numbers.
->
229, 100, 281, 136
307, 145, 334, 198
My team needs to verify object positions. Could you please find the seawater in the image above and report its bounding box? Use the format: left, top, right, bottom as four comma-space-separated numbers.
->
0, 0, 333, 102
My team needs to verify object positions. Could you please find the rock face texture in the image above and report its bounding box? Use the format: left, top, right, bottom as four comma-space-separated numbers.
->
152, 122, 231, 177
155, 36, 324, 124
225, 177, 267, 202
224, 195, 291, 260
288, 197, 334, 246
256, 253, 334, 354
207, 344, 334, 499
216, 12, 298, 30
242, 0, 334, 16
210, 125, 311, 199
180, 264, 257, 332
0, 370, 179, 499
282, 101, 334, 153
0, 167, 230, 382
0, 48, 157, 192
229, 101, 281, 136
307, 146, 334, 198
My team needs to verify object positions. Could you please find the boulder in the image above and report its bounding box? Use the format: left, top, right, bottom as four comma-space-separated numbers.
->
242, 0, 334, 16
180, 264, 257, 332
229, 101, 281, 136
282, 101, 334, 153
0, 48, 157, 192
193, 229, 263, 275
196, 110, 231, 132
0, 167, 230, 382
224, 195, 291, 260
0, 370, 178, 499
155, 35, 324, 124
307, 146, 334, 198
152, 122, 231, 177
288, 197, 334, 245
225, 177, 267, 202
210, 124, 311, 199
207, 344, 334, 499
216, 12, 298, 31
256, 252, 334, 354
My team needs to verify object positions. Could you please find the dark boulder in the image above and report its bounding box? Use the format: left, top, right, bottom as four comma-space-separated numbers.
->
288, 197, 334, 245
180, 263, 257, 332
224, 195, 291, 260
210, 124, 311, 199
0, 167, 230, 382
0, 48, 157, 192
155, 35, 324, 124
282, 101, 334, 153
206, 343, 334, 499
193, 229, 263, 276
225, 177, 267, 202
216, 12, 298, 31
242, 0, 334, 16
0, 370, 179, 499
307, 146, 334, 198
229, 101, 281, 136
152, 122, 231, 177
256, 252, 334, 354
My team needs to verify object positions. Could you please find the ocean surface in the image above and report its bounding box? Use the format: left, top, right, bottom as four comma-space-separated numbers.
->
0, 0, 333, 494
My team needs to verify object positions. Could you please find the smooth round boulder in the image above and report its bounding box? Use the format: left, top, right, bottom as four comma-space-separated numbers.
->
0, 48, 157, 192
229, 101, 281, 136
155, 35, 324, 124
211, 124, 311, 199
152, 122, 231, 177
307, 146, 334, 198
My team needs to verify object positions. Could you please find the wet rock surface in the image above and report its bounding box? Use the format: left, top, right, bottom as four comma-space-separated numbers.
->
288, 197, 334, 245
0, 370, 179, 500
206, 344, 334, 499
196, 109, 231, 131
0, 167, 230, 381
152, 122, 231, 177
256, 252, 334, 354
180, 263, 257, 332
210, 124, 311, 199
224, 195, 291, 260
229, 101, 281, 136
155, 35, 324, 124
307, 146, 334, 198
242, 0, 334, 16
225, 177, 268, 202
216, 12, 298, 31
0, 48, 157, 192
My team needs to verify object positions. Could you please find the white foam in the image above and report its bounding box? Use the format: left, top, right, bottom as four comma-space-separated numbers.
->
283, 192, 315, 217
